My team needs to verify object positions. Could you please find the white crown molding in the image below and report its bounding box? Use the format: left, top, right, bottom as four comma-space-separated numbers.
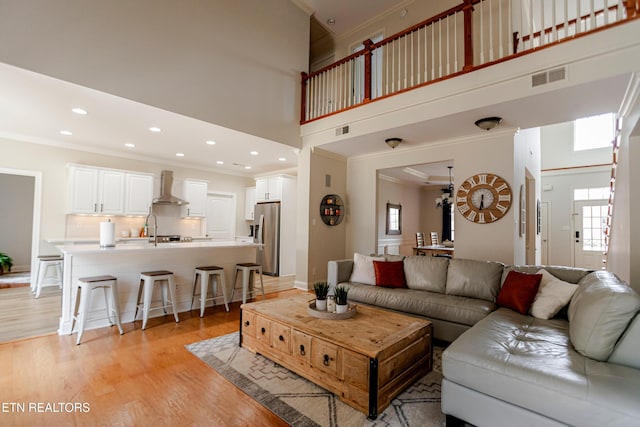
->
288, 0, 314, 16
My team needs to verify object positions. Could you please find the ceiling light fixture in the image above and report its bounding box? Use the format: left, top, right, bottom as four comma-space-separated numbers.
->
278, 157, 286, 162
327, 18, 335, 25
176, 152, 184, 157
124, 143, 135, 148
206, 140, 216, 145
250, 151, 259, 155
436, 166, 454, 207
216, 161, 224, 165
244, 166, 252, 169
474, 116, 503, 131
385, 137, 402, 149
60, 130, 73, 136
149, 126, 161, 132
71, 107, 87, 115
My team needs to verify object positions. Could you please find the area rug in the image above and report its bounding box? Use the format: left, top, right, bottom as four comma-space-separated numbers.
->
0, 272, 31, 289
186, 332, 445, 427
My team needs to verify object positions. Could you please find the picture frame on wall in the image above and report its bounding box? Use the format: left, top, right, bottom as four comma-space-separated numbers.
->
519, 185, 526, 237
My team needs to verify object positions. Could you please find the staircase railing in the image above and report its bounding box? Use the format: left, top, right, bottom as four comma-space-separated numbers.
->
301, 0, 639, 123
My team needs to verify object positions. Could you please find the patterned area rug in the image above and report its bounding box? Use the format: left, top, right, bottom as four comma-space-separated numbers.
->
186, 332, 445, 427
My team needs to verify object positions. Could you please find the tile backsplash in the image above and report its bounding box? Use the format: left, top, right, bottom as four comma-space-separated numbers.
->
66, 206, 203, 239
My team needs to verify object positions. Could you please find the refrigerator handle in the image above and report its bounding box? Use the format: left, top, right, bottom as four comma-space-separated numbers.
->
258, 214, 265, 246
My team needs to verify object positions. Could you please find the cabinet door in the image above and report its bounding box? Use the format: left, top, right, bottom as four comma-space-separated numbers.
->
182, 180, 208, 217
245, 187, 256, 220
68, 166, 99, 214
125, 173, 153, 215
255, 178, 269, 202
98, 170, 125, 215
267, 176, 283, 201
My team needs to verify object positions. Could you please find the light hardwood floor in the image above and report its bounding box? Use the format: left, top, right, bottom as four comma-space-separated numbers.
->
0, 274, 296, 343
0, 285, 305, 426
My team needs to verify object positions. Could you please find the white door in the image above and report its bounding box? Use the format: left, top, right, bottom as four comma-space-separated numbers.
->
540, 202, 549, 265
573, 200, 607, 269
352, 33, 383, 103
206, 193, 235, 240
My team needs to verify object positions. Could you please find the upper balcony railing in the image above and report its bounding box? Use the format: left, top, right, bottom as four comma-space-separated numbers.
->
301, 0, 639, 124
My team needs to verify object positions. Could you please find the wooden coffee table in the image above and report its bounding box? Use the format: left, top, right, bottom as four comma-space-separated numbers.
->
240, 294, 432, 419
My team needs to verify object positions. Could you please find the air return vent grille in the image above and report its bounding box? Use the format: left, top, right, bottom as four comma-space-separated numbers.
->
335, 125, 350, 136
532, 66, 567, 87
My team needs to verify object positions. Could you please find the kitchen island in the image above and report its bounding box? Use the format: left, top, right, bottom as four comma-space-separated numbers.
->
55, 241, 258, 335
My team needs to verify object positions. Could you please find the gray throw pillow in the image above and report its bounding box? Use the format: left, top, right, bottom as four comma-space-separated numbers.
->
445, 258, 504, 302
568, 271, 640, 361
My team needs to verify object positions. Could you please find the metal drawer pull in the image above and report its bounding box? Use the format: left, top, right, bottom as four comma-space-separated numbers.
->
278, 335, 284, 341
244, 321, 250, 327
261, 327, 266, 334
323, 354, 330, 366
299, 345, 305, 355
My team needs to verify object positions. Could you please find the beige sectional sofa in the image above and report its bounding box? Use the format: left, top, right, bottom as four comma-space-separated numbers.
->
327, 254, 640, 427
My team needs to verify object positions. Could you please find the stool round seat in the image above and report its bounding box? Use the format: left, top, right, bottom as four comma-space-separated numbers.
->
191, 266, 229, 317
71, 275, 123, 345
34, 255, 63, 298
231, 262, 265, 304
135, 270, 179, 330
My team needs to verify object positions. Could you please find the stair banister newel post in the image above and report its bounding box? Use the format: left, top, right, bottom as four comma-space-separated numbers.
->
301, 71, 308, 123
363, 39, 373, 101
625, 0, 639, 17
462, 0, 474, 70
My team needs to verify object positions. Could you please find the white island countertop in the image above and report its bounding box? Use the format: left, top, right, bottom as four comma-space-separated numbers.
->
56, 240, 256, 255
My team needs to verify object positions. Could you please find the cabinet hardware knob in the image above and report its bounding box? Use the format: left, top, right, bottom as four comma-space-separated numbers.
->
244, 321, 250, 327
94, 203, 97, 212
323, 354, 330, 366
100, 203, 103, 212
299, 345, 305, 355
278, 335, 284, 341
261, 327, 266, 334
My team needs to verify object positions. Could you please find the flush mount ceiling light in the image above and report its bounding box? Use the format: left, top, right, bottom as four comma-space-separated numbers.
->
149, 126, 161, 132
71, 107, 87, 115
474, 117, 503, 131
60, 130, 73, 136
206, 140, 216, 145
124, 143, 135, 148
176, 152, 184, 157
385, 137, 402, 149
250, 151, 259, 155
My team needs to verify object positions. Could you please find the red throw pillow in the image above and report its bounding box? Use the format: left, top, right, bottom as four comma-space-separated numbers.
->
496, 270, 543, 314
373, 261, 406, 288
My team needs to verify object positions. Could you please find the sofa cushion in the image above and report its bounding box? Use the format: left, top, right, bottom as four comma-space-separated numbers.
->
443, 308, 640, 427
496, 270, 542, 314
530, 268, 578, 320
373, 260, 406, 288
349, 253, 384, 285
403, 255, 449, 293
344, 282, 495, 326
446, 258, 504, 302
568, 271, 640, 361
608, 314, 640, 369
502, 264, 591, 285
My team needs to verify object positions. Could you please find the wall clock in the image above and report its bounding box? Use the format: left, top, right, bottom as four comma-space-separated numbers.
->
456, 173, 512, 224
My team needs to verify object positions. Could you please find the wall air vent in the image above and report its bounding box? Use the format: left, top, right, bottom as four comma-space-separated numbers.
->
532, 66, 567, 87
335, 125, 350, 136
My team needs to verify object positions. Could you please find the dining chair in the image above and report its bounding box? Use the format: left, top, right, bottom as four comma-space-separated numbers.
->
416, 232, 425, 247
430, 232, 439, 246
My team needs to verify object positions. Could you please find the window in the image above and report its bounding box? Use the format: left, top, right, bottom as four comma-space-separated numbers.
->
574, 187, 610, 201
386, 203, 402, 235
574, 113, 615, 151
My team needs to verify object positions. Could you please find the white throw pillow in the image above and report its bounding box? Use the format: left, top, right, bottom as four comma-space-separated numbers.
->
349, 253, 385, 285
529, 268, 578, 319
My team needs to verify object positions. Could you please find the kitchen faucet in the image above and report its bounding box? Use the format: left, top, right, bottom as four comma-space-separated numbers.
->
145, 208, 158, 247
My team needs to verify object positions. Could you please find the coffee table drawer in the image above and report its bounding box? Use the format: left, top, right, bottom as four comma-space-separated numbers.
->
241, 310, 256, 337
271, 321, 292, 354
256, 315, 271, 343
342, 349, 369, 390
292, 330, 312, 364
312, 338, 338, 376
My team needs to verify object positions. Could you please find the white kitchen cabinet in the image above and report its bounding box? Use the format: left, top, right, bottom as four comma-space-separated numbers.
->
245, 187, 256, 220
125, 173, 153, 216
181, 179, 208, 217
67, 166, 125, 214
255, 176, 283, 202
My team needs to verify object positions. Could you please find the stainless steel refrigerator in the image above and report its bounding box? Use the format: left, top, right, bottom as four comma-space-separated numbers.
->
253, 202, 280, 276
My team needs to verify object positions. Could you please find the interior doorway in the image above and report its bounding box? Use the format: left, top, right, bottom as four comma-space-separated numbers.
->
206, 192, 236, 240
573, 199, 608, 269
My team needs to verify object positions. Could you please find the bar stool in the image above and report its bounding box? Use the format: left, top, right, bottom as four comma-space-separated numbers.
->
135, 270, 179, 330
70, 275, 123, 345
231, 263, 265, 304
191, 266, 229, 317
34, 255, 63, 298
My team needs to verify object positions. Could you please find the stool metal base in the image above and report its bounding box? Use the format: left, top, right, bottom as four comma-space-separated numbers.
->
70, 275, 123, 345
135, 271, 179, 330
191, 266, 229, 317
231, 263, 265, 304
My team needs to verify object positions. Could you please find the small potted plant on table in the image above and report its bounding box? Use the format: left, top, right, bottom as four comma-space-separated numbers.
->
0, 252, 13, 275
334, 285, 349, 314
313, 281, 329, 311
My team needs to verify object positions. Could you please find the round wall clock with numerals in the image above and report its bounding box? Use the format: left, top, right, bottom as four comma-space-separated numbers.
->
456, 173, 512, 224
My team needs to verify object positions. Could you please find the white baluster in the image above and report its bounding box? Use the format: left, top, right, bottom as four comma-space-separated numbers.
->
417, 28, 421, 84
454, 12, 459, 70
411, 31, 415, 87
552, 0, 557, 43
508, 0, 513, 55
564, 0, 569, 37
438, 19, 443, 78
577, 0, 581, 34
590, 0, 595, 30
603, 0, 609, 26
398, 37, 402, 90
404, 34, 408, 89
480, 0, 485, 63
489, 0, 495, 61
540, 0, 545, 46
431, 24, 435, 81
385, 42, 390, 95
498, 0, 504, 58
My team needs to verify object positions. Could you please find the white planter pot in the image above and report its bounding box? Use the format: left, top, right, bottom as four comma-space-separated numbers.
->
336, 304, 348, 314
315, 299, 327, 311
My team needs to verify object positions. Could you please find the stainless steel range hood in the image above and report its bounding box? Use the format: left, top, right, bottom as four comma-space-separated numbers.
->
153, 170, 189, 206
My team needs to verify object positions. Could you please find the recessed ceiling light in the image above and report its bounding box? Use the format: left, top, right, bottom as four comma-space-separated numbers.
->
124, 143, 135, 148
244, 166, 252, 169
216, 161, 224, 165
71, 107, 87, 115
176, 152, 184, 157
149, 126, 161, 132
206, 140, 216, 145
278, 157, 286, 162
250, 151, 259, 155
327, 18, 335, 25
60, 130, 73, 136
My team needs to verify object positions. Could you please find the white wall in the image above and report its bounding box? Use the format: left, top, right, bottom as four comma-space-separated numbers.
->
541, 121, 611, 169
376, 176, 421, 256
0, 137, 254, 256
347, 129, 519, 264
0, 173, 35, 271
0, 0, 309, 148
